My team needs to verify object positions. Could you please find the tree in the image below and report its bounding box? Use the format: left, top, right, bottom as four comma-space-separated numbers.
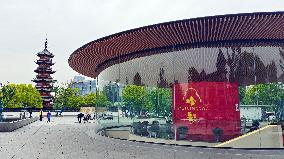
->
242, 83, 284, 120
55, 87, 84, 109
279, 47, 284, 82
96, 93, 111, 107
18, 84, 43, 109
157, 67, 169, 88
199, 70, 207, 81
229, 49, 266, 85
266, 61, 278, 83
54, 85, 111, 109
158, 88, 172, 115
1, 84, 42, 109
235, 51, 255, 85
239, 86, 246, 104
1, 84, 16, 108
255, 56, 267, 84
0, 90, 3, 102
122, 85, 146, 114
84, 93, 96, 107
145, 88, 172, 116
215, 49, 227, 81
216, 49, 227, 73
212, 127, 223, 142
133, 72, 143, 86
227, 47, 241, 83
103, 82, 120, 103
188, 67, 200, 82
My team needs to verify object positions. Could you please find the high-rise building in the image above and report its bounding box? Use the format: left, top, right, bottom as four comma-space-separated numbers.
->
32, 39, 56, 109
70, 76, 96, 95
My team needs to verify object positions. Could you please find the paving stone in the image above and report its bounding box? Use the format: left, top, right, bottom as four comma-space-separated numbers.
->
0, 117, 283, 159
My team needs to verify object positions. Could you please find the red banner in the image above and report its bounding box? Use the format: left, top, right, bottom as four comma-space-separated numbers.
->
172, 82, 240, 141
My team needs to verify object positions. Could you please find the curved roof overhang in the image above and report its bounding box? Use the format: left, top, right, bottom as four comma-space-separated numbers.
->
68, 12, 284, 78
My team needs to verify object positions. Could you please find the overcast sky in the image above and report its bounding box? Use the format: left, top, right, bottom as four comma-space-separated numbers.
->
0, 0, 283, 85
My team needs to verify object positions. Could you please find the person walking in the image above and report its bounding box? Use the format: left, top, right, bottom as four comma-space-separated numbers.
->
47, 111, 51, 123
78, 112, 84, 123
28, 109, 33, 118
39, 109, 43, 121
77, 113, 80, 123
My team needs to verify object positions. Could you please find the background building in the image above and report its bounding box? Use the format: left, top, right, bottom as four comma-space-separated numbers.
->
70, 76, 96, 95
103, 82, 124, 103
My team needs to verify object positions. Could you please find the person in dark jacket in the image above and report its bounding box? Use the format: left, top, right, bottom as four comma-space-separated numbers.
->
39, 109, 43, 121
47, 111, 51, 123
28, 109, 33, 118
78, 113, 84, 123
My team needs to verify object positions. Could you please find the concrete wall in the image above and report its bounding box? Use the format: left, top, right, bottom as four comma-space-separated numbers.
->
216, 125, 283, 148
0, 117, 39, 132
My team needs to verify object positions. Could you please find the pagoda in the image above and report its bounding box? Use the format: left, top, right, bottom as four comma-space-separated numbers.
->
33, 39, 56, 109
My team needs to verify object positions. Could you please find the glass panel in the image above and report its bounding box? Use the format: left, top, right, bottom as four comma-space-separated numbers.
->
98, 45, 284, 148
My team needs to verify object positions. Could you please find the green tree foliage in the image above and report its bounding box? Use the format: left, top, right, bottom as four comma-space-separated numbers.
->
54, 86, 110, 109
94, 93, 112, 107
0, 91, 3, 102
103, 82, 120, 103
145, 88, 172, 115
239, 86, 246, 104
122, 85, 146, 114
242, 83, 284, 111
83, 93, 96, 107
122, 85, 172, 116
55, 87, 84, 109
1, 84, 42, 109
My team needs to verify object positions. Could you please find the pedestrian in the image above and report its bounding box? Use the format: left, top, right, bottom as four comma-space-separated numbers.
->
87, 114, 91, 121
78, 112, 84, 123
59, 109, 63, 117
29, 109, 33, 118
47, 111, 51, 123
23, 111, 26, 119
39, 109, 43, 121
83, 114, 87, 123
77, 113, 80, 123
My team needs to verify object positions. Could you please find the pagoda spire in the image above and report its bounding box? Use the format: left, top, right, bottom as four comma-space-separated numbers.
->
44, 37, 48, 49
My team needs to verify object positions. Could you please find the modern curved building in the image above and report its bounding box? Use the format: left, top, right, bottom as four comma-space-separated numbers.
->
69, 12, 284, 144
69, 12, 284, 87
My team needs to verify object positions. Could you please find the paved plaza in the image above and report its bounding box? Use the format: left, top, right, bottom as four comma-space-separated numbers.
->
0, 117, 283, 159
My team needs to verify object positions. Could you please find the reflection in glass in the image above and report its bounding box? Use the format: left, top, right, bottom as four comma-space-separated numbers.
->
98, 46, 284, 148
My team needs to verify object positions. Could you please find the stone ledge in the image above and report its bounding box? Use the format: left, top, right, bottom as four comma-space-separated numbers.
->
0, 117, 39, 132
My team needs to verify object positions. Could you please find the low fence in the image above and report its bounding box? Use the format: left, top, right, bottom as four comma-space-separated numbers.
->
0, 117, 39, 132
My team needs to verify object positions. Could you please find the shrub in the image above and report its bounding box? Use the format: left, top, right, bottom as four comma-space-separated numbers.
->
212, 127, 223, 142
177, 126, 188, 140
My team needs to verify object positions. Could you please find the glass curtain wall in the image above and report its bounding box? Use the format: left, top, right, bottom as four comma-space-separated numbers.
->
98, 45, 284, 148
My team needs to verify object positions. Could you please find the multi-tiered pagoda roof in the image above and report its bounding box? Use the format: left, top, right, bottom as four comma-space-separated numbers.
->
33, 39, 56, 109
